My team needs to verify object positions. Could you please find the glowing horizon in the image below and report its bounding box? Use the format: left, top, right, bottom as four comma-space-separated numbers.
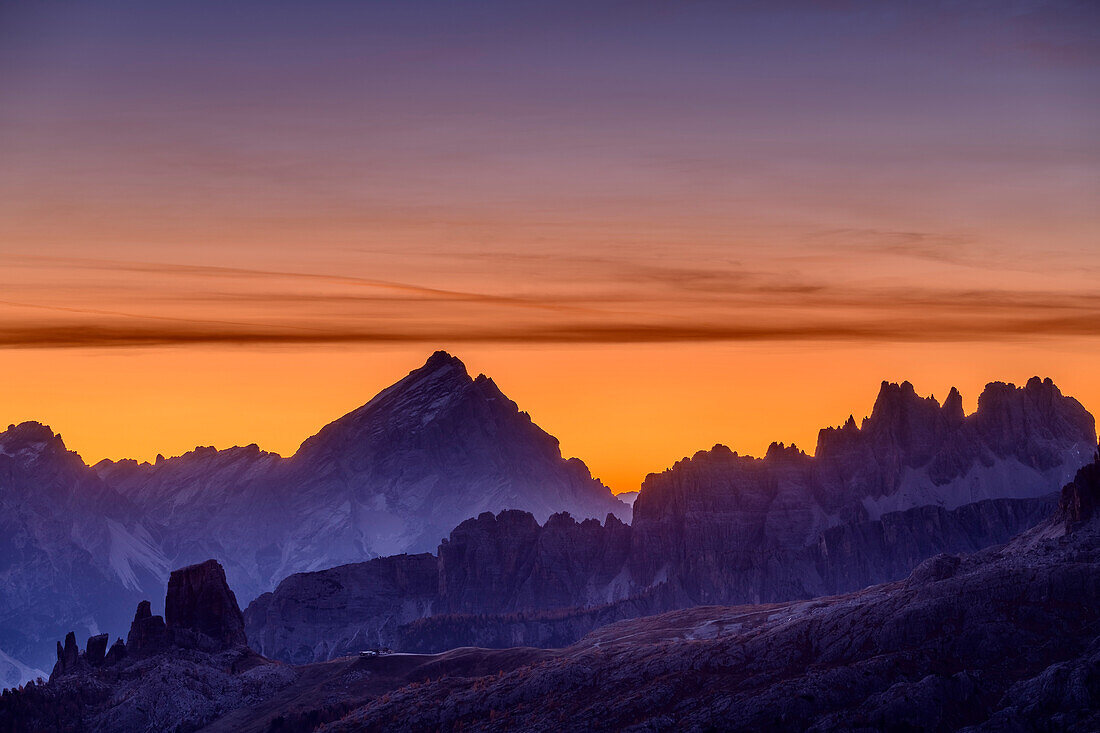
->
1, 1, 1097, 491
3, 343, 1097, 493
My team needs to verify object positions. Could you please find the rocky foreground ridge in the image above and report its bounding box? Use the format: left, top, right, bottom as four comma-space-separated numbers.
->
4, 457, 1099, 732
246, 377, 1094, 662
0, 559, 285, 732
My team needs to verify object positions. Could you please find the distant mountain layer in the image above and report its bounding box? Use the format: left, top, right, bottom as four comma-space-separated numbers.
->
0, 352, 626, 673
245, 376, 1095, 662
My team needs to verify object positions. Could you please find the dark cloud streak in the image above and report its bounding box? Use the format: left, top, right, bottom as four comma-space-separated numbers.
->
3, 313, 1099, 349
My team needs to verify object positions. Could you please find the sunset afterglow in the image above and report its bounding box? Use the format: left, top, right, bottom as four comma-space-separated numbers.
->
2, 1, 1098, 491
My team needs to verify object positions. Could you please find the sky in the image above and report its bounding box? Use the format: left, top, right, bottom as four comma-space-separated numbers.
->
0, 0, 1098, 491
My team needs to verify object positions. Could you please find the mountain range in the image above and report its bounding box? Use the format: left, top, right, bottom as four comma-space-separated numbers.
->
244, 375, 1097, 662
0, 352, 626, 677
0, 353, 1095, 685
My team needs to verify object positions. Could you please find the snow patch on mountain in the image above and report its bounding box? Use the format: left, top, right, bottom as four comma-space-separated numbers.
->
106, 520, 170, 591
0, 648, 46, 689
861, 457, 1084, 520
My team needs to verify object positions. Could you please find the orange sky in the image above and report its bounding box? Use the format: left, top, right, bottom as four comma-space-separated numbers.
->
1, 2, 1097, 492
3, 341, 1098, 493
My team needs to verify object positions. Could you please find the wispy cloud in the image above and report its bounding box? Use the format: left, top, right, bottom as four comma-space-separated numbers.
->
1, 253, 1099, 348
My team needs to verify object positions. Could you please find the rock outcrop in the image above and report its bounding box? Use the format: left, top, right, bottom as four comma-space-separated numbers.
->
84, 634, 108, 667
104, 638, 125, 665
51, 559, 248, 682
51, 633, 79, 678
125, 601, 166, 655
164, 560, 247, 650
4, 561, 287, 732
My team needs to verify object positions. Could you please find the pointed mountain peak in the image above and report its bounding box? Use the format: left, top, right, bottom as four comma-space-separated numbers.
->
765, 441, 808, 462
977, 378, 1065, 412
399, 350, 471, 390
1025, 375, 1060, 395
380, 351, 471, 394
294, 351, 482, 456
942, 387, 965, 422
0, 421, 66, 457
870, 380, 934, 417
423, 349, 464, 370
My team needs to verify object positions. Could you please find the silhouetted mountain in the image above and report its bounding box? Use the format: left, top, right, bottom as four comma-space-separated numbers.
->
0, 423, 168, 684
245, 378, 1095, 662
0, 353, 626, 674
96, 352, 626, 602
627, 377, 1094, 605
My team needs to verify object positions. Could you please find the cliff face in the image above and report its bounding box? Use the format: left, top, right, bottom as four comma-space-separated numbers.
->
242, 512, 638, 662
164, 560, 247, 651
244, 553, 438, 664
1057, 451, 1100, 528
437, 510, 634, 614
810, 494, 1057, 595
246, 495, 1059, 662
326, 461, 1100, 733
628, 377, 1095, 601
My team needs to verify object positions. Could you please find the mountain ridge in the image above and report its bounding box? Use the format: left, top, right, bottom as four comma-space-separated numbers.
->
244, 375, 1095, 663
0, 352, 628, 677
0, 360, 1094, 679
